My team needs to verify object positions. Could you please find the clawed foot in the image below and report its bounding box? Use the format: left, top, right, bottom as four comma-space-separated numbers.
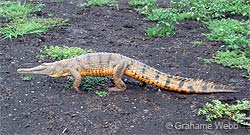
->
108, 87, 125, 92
74, 87, 83, 94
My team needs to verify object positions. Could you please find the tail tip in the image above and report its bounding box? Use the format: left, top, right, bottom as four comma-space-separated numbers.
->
214, 89, 238, 93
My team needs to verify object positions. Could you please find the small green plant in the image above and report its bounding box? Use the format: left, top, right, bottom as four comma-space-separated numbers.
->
0, 1, 67, 40
133, 0, 250, 37
40, 46, 94, 60
171, 0, 250, 21
198, 100, 250, 126
80, 77, 108, 91
204, 50, 250, 77
22, 76, 31, 81
65, 76, 109, 91
0, 18, 68, 39
135, 3, 156, 15
80, 0, 117, 7
145, 8, 176, 21
52, 0, 61, 2
142, 7, 193, 36
145, 21, 175, 37
129, 0, 194, 37
192, 40, 204, 46
242, 72, 250, 79
128, 0, 156, 7
95, 90, 108, 97
144, 8, 190, 22
47, 13, 54, 17
212, 50, 250, 70
0, 1, 44, 19
205, 19, 250, 50
41, 46, 109, 91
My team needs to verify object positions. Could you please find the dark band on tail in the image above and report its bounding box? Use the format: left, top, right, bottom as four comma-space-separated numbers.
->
188, 86, 195, 93
165, 78, 171, 86
202, 82, 208, 91
155, 72, 160, 80
178, 80, 185, 89
141, 64, 147, 74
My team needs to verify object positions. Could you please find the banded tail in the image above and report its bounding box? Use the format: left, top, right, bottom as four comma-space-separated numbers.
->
159, 76, 237, 93
124, 63, 236, 94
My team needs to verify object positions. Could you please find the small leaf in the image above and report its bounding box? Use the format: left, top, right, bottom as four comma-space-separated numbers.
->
22, 76, 31, 81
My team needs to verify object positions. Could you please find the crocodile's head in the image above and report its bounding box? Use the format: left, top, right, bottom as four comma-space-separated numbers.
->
17, 62, 71, 78
17, 63, 56, 75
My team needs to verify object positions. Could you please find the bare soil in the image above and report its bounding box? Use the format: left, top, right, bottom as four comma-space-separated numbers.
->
0, 0, 249, 134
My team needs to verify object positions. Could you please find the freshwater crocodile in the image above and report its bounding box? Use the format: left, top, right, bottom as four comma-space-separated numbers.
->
17, 52, 236, 93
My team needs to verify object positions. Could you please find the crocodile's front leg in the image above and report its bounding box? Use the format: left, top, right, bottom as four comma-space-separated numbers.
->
108, 62, 128, 92
69, 69, 82, 93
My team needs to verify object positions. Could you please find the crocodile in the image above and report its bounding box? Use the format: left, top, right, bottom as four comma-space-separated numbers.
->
17, 52, 236, 93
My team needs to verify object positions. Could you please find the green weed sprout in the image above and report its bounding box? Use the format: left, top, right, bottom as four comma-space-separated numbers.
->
0, 18, 68, 39
80, 0, 116, 7
198, 100, 250, 126
95, 90, 108, 97
0, 1, 44, 19
22, 76, 31, 81
128, 0, 156, 7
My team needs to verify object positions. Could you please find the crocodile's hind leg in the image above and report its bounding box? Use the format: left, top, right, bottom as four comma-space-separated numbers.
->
108, 62, 128, 92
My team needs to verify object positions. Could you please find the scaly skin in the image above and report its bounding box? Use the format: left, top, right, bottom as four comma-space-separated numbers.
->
17, 52, 236, 93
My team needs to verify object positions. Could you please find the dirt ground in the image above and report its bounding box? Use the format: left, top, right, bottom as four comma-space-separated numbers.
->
0, 0, 249, 134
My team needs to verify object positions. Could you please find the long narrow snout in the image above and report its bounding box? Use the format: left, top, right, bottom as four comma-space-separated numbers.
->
17, 65, 53, 75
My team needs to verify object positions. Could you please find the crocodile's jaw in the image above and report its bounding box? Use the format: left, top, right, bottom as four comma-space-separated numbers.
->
17, 64, 54, 75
